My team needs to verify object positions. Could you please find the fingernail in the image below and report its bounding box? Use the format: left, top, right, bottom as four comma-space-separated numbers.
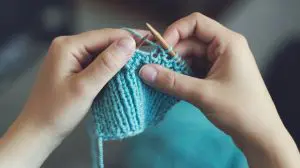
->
139, 66, 158, 83
117, 37, 135, 53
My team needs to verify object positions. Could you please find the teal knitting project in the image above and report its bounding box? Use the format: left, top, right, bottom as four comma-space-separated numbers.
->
89, 28, 191, 168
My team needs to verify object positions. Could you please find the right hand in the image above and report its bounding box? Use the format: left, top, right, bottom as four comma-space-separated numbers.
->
139, 13, 287, 147
139, 13, 300, 168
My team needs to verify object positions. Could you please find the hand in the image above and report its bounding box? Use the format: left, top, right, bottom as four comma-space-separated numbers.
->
22, 29, 137, 137
139, 13, 300, 168
139, 12, 279, 142
0, 29, 136, 167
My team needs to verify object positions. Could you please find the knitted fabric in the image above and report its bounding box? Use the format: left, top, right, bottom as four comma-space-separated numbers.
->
89, 28, 191, 168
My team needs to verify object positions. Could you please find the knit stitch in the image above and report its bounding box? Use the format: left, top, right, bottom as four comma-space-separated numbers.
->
89, 28, 192, 168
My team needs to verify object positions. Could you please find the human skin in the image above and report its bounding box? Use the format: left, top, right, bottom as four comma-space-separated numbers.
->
0, 13, 299, 168
139, 12, 300, 168
0, 29, 138, 167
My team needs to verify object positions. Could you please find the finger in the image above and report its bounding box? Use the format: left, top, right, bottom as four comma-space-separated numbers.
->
48, 29, 135, 76
76, 36, 136, 93
173, 37, 207, 58
73, 29, 152, 53
139, 64, 206, 103
172, 38, 211, 78
163, 12, 228, 46
67, 28, 134, 63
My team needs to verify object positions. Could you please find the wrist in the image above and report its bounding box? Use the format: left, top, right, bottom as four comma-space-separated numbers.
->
0, 110, 63, 167
9, 108, 65, 143
233, 125, 300, 168
225, 106, 289, 151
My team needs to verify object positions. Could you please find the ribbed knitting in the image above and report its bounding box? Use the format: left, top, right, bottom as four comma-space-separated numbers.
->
89, 28, 191, 168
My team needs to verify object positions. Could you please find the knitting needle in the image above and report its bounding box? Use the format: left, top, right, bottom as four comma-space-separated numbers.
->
136, 34, 149, 49
146, 23, 176, 57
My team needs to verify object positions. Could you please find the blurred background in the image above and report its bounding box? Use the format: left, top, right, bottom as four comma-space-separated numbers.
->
0, 0, 299, 167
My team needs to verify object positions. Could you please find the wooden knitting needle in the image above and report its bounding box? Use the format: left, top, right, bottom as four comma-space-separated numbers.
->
146, 23, 176, 57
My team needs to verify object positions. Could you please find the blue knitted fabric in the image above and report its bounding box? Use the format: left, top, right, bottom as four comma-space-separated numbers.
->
89, 28, 191, 168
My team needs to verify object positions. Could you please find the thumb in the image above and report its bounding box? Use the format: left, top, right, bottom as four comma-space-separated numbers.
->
139, 64, 207, 104
77, 37, 136, 94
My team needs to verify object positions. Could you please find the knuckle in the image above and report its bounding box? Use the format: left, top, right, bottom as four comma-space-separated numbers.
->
232, 32, 248, 45
101, 52, 119, 73
51, 36, 67, 47
116, 28, 131, 36
163, 70, 178, 90
71, 78, 89, 96
191, 82, 212, 104
159, 70, 189, 96
104, 28, 131, 37
235, 33, 247, 42
194, 82, 214, 104
50, 36, 72, 52
190, 12, 202, 19
165, 24, 177, 36
225, 32, 249, 54
101, 28, 115, 34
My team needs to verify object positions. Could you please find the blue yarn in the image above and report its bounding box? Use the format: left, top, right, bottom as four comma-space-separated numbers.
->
89, 28, 191, 168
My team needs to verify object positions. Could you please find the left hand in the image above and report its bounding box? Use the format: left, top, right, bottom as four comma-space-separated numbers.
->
0, 28, 136, 168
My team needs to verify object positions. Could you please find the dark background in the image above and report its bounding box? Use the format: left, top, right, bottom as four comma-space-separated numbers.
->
0, 0, 299, 167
